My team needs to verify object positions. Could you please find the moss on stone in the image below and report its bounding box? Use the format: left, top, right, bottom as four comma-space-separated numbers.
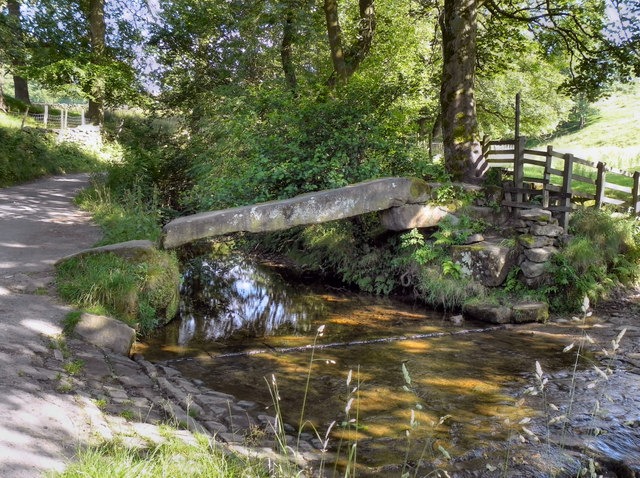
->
409, 178, 431, 201
519, 234, 536, 246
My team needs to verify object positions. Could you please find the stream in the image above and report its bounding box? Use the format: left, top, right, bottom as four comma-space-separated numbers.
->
138, 255, 640, 476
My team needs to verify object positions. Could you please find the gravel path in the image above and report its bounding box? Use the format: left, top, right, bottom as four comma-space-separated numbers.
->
0, 174, 102, 477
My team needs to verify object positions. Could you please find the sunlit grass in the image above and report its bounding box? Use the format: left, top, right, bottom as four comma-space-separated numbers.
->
533, 81, 640, 172
0, 111, 107, 187
50, 434, 274, 478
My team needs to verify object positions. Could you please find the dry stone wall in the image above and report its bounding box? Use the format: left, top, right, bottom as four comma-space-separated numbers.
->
513, 208, 566, 287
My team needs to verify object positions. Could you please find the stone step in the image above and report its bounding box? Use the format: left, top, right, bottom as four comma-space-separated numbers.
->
31, 336, 328, 472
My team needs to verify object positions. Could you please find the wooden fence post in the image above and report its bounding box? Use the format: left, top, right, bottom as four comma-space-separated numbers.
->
514, 136, 526, 204
543, 145, 553, 208
21, 106, 29, 130
481, 135, 490, 159
559, 153, 574, 229
595, 162, 606, 209
632, 171, 640, 215
44, 104, 49, 128
515, 92, 521, 140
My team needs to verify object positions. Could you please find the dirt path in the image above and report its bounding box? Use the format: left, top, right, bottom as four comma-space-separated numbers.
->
0, 174, 102, 476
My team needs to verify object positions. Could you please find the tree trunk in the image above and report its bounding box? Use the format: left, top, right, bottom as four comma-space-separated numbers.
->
7, 0, 30, 104
324, 0, 348, 83
0, 73, 6, 112
280, 5, 297, 92
83, 0, 106, 125
439, 0, 483, 183
324, 0, 375, 85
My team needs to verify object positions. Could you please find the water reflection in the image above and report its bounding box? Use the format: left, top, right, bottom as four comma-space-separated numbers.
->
178, 256, 325, 343
140, 255, 593, 475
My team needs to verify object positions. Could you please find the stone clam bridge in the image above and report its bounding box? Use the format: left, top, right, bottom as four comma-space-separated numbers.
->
158, 176, 554, 324
65, 176, 554, 331
161, 177, 454, 249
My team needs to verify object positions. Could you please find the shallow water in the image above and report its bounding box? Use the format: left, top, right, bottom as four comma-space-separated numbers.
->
139, 256, 585, 474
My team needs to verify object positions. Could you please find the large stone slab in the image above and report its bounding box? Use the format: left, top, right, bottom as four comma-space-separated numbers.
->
463, 303, 512, 324
524, 246, 558, 263
56, 240, 157, 264
75, 313, 136, 356
162, 177, 431, 248
380, 204, 454, 231
512, 302, 549, 323
520, 260, 548, 278
530, 224, 564, 237
518, 208, 552, 221
464, 301, 549, 324
451, 241, 519, 287
518, 234, 554, 249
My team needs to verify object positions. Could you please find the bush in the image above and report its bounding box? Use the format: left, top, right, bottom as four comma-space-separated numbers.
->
543, 209, 640, 311
176, 81, 431, 212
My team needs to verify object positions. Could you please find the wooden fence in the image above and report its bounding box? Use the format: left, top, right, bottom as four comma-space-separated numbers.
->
27, 104, 87, 129
483, 136, 640, 228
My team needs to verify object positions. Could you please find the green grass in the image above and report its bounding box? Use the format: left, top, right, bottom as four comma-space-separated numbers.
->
56, 249, 180, 334
0, 112, 105, 187
49, 434, 278, 478
74, 182, 163, 245
506, 82, 640, 208
533, 81, 640, 171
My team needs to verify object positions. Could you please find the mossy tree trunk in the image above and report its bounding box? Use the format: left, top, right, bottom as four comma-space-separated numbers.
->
324, 0, 376, 85
7, 0, 30, 104
81, 0, 106, 125
439, 0, 483, 183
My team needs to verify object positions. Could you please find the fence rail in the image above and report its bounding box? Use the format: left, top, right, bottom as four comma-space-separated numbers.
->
483, 137, 640, 228
24, 104, 88, 130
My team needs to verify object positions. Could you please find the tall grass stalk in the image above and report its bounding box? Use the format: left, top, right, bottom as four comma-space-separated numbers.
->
334, 366, 361, 478
297, 324, 326, 449
524, 298, 629, 477
265, 324, 345, 476
399, 363, 452, 478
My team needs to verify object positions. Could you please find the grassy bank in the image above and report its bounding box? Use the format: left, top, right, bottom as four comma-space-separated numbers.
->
51, 431, 279, 478
0, 113, 106, 186
534, 81, 640, 171
1, 104, 180, 335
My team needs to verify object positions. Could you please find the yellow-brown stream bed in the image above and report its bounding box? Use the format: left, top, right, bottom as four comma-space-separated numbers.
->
138, 256, 593, 475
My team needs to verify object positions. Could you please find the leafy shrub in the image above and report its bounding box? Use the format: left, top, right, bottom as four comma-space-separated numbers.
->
542, 209, 640, 311
176, 81, 431, 212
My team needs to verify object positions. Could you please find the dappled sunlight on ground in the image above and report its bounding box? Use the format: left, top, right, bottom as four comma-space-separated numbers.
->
21, 319, 63, 337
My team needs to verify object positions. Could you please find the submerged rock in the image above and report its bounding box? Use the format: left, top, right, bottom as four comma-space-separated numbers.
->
512, 302, 549, 323
463, 301, 548, 324
463, 303, 512, 324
